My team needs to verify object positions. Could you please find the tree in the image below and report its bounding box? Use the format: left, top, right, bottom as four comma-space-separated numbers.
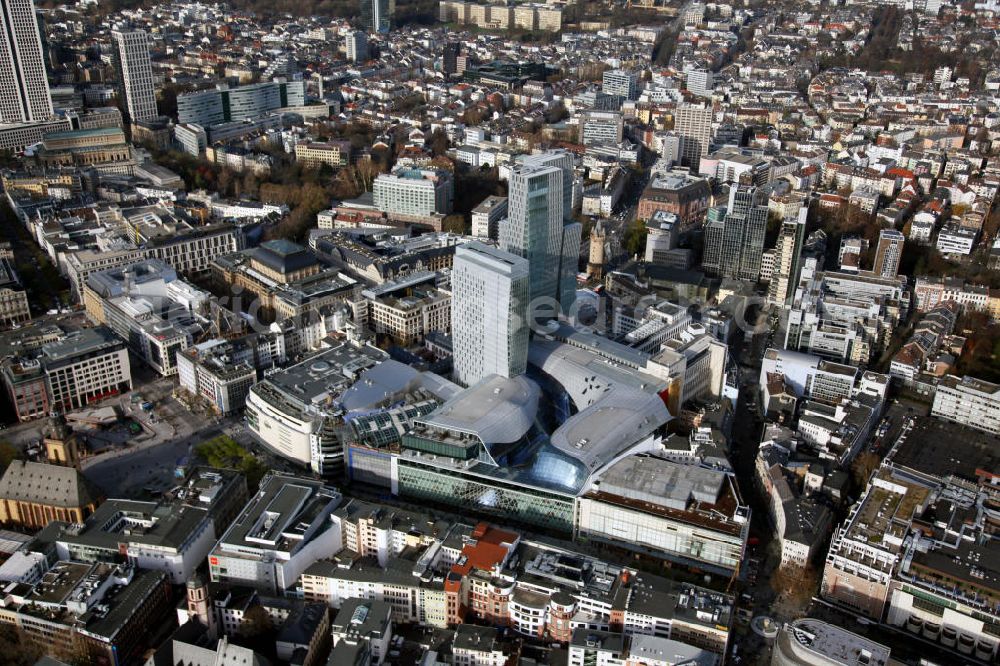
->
442, 214, 467, 234
240, 604, 274, 638
0, 624, 42, 666
623, 219, 648, 259
428, 129, 450, 157
0, 441, 20, 475
851, 451, 881, 490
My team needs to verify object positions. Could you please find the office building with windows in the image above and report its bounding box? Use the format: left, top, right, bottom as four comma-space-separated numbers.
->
674, 103, 712, 169
84, 259, 212, 376
208, 473, 343, 594
702, 185, 768, 281
578, 110, 624, 145
111, 29, 158, 123
602, 69, 639, 101
0, 0, 52, 123
361, 0, 393, 32
1, 326, 132, 420
345, 29, 368, 62
931, 374, 1000, 435
177, 80, 306, 127
53, 467, 247, 585
451, 242, 529, 387
373, 166, 454, 216
499, 151, 581, 314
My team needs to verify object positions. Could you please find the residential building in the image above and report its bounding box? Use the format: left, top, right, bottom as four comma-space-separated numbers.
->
0, 0, 52, 123
0, 562, 172, 665
936, 223, 977, 256
451, 242, 529, 386
111, 29, 158, 124
873, 229, 904, 279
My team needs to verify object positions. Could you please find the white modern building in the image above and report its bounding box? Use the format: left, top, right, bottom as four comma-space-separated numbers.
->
0, 0, 53, 123
209, 474, 343, 594
451, 241, 529, 387
111, 29, 158, 123
602, 69, 639, 100
471, 195, 508, 240
372, 166, 454, 216
931, 374, 1000, 434
177, 80, 306, 127
345, 30, 368, 62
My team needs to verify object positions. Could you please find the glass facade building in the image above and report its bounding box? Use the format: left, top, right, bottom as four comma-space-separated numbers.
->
396, 455, 577, 532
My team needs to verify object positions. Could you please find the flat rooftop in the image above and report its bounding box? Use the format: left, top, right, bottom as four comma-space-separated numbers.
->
262, 342, 387, 406
782, 618, 891, 666
889, 415, 999, 481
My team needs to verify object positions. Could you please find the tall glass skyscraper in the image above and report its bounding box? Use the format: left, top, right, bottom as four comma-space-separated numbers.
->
0, 0, 53, 123
360, 0, 393, 33
499, 151, 581, 316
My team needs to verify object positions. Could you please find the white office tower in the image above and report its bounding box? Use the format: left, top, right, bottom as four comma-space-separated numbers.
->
111, 29, 158, 123
686, 68, 713, 98
602, 69, 639, 101
499, 151, 581, 316
0, 0, 53, 123
451, 242, 530, 387
675, 103, 712, 169
345, 30, 368, 62
767, 206, 808, 307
